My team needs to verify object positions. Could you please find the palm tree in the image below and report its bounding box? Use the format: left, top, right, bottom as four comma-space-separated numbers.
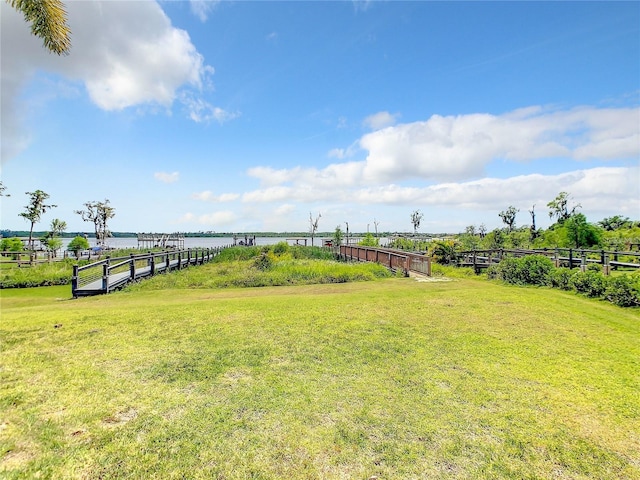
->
7, 0, 71, 55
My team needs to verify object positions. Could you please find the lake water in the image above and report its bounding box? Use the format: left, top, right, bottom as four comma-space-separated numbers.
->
60, 236, 332, 250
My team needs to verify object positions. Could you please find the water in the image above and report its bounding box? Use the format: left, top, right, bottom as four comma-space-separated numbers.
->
59, 236, 326, 250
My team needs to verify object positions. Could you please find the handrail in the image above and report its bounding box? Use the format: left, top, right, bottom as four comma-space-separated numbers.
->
339, 245, 431, 276
72, 246, 229, 296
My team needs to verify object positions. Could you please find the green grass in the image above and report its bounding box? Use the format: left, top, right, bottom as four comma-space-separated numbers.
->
1, 278, 639, 479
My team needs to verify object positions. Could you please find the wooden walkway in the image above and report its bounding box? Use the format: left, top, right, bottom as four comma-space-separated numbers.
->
339, 245, 431, 276
72, 247, 227, 297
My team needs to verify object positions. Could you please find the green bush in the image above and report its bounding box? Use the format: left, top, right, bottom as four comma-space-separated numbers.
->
272, 241, 289, 255
604, 275, 640, 307
571, 270, 607, 298
487, 255, 553, 286
550, 268, 573, 290
518, 255, 554, 286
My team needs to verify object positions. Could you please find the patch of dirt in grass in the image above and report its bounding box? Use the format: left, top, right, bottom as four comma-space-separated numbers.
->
0, 449, 34, 470
410, 272, 452, 282
102, 407, 138, 428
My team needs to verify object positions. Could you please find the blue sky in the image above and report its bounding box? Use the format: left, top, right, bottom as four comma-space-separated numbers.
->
1, 0, 638, 235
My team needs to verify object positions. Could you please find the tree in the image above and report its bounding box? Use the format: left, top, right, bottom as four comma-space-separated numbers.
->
598, 215, 631, 231
358, 232, 379, 247
309, 212, 321, 247
42, 218, 67, 256
528, 204, 538, 241
7, 0, 71, 55
565, 213, 602, 248
0, 181, 9, 197
333, 225, 343, 247
75, 199, 115, 246
1, 237, 24, 259
67, 235, 89, 258
478, 223, 487, 239
547, 192, 581, 224
498, 206, 519, 232
410, 210, 423, 234
19, 190, 56, 249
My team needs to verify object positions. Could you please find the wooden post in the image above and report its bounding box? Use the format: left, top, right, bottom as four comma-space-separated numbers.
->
130, 253, 136, 280
72, 265, 79, 296
603, 253, 610, 276
102, 260, 110, 293
568, 249, 574, 269
580, 251, 587, 272
150, 252, 156, 276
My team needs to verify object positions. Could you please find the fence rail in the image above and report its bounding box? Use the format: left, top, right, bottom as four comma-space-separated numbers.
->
339, 245, 431, 276
457, 248, 640, 274
72, 247, 228, 297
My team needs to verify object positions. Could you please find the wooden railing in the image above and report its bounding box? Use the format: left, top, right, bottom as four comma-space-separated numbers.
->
72, 247, 228, 297
339, 245, 431, 276
457, 248, 640, 274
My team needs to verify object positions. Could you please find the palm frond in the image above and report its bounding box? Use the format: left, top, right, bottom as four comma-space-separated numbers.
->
8, 0, 71, 55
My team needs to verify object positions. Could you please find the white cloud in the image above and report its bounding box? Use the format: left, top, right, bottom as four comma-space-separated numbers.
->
190, 0, 220, 22
154, 171, 180, 183
177, 210, 237, 226
275, 204, 296, 216
197, 211, 237, 226
359, 106, 639, 183
191, 191, 240, 202
1, 1, 215, 162
181, 94, 241, 124
241, 166, 639, 217
363, 111, 400, 130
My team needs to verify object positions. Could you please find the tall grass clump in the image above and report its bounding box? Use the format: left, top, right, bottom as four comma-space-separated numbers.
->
126, 245, 390, 292
0, 258, 79, 288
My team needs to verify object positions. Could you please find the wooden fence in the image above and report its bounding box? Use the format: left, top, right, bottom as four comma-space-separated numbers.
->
339, 245, 431, 276
457, 248, 640, 274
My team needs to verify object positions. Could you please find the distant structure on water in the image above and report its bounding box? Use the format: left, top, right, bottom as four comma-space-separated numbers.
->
137, 233, 185, 249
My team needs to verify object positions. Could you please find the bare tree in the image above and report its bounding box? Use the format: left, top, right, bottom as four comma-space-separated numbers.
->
528, 204, 538, 240
19, 190, 57, 249
478, 223, 487, 239
309, 212, 321, 247
410, 210, 424, 234
498, 206, 519, 232
547, 192, 581, 223
75, 199, 116, 246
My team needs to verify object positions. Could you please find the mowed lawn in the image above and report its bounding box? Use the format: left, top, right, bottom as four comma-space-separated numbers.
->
1, 278, 638, 479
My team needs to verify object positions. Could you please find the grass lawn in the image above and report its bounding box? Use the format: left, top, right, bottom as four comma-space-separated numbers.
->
1, 278, 639, 479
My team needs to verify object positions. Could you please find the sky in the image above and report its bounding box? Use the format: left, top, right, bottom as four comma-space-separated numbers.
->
1, 0, 639, 235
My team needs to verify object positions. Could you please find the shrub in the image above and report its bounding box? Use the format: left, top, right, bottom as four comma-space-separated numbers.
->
518, 255, 554, 286
253, 252, 274, 271
487, 255, 553, 286
571, 270, 607, 298
550, 268, 573, 290
272, 241, 289, 255
604, 275, 640, 307
67, 236, 90, 257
